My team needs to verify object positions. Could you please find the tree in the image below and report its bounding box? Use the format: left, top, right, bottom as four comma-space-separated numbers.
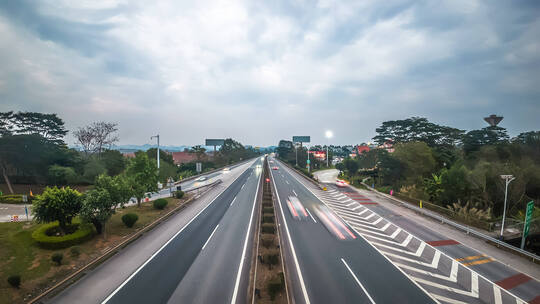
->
80, 189, 114, 236
146, 148, 174, 165
12, 112, 68, 145
73, 122, 119, 156
48, 165, 77, 185
343, 158, 359, 176
373, 117, 464, 147
95, 174, 132, 209
393, 142, 436, 185
463, 126, 509, 154
125, 152, 158, 206
32, 186, 82, 235
101, 149, 126, 176
191, 145, 207, 161
0, 111, 14, 137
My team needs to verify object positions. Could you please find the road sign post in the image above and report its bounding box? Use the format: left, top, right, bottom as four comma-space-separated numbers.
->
196, 162, 202, 173
521, 201, 535, 249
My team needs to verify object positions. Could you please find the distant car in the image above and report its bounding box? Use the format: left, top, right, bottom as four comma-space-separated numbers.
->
269, 160, 274, 163
196, 176, 207, 182
272, 166, 279, 170
222, 167, 230, 173
336, 179, 347, 187
256, 164, 262, 169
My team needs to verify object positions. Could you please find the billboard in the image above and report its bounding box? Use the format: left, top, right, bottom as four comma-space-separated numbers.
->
205, 139, 225, 146
293, 136, 310, 143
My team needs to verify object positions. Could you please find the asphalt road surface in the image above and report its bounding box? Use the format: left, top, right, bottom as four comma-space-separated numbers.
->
268, 157, 435, 304
51, 158, 263, 304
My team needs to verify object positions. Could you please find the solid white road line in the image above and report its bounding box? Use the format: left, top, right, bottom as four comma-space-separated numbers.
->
101, 162, 253, 304
231, 172, 262, 304
341, 258, 376, 304
286, 180, 290, 184
230, 196, 237, 207
270, 162, 311, 304
292, 190, 297, 196
202, 225, 219, 250
241, 183, 245, 190
306, 208, 317, 223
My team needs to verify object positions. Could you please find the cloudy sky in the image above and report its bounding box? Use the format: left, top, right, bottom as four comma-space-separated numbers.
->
0, 1, 539, 147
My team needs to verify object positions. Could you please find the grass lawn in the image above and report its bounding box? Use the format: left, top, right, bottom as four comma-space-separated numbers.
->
0, 196, 188, 304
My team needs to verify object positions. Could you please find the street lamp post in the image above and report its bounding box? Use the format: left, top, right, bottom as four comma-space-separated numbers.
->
325, 130, 333, 167
500, 175, 515, 239
151, 134, 160, 169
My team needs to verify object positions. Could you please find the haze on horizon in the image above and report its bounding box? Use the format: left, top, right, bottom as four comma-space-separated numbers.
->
0, 1, 539, 147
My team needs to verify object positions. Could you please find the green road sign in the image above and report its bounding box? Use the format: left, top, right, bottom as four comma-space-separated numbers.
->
521, 201, 535, 249
524, 201, 534, 238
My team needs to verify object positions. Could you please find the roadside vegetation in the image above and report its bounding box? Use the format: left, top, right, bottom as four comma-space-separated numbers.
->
330, 117, 539, 250
0, 196, 188, 304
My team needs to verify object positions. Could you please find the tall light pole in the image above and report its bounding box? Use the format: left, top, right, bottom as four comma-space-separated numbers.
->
499, 174, 515, 239
151, 134, 160, 169
307, 144, 310, 173
325, 130, 333, 167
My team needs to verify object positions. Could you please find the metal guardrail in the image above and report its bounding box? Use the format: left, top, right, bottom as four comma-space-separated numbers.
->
363, 183, 540, 263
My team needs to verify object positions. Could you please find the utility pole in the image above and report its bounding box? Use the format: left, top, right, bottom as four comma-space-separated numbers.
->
151, 134, 160, 169
499, 175, 515, 239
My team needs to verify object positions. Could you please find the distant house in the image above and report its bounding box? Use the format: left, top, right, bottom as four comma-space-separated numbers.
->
379, 140, 395, 153
172, 152, 197, 165
122, 152, 136, 158
357, 145, 370, 155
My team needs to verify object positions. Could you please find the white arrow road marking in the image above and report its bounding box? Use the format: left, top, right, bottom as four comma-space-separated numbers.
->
395, 260, 458, 283
412, 272, 479, 298
384, 251, 441, 269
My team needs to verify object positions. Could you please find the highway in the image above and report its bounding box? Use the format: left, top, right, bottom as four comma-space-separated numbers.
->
268, 157, 435, 304
51, 158, 263, 304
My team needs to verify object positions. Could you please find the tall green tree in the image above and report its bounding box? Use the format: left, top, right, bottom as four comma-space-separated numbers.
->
125, 152, 158, 206
32, 186, 82, 235
146, 148, 174, 165
101, 149, 126, 176
393, 142, 436, 185
80, 189, 114, 236
463, 126, 509, 153
94, 174, 132, 209
12, 112, 67, 145
373, 117, 464, 147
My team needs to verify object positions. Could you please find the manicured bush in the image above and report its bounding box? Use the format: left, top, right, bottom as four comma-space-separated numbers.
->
153, 198, 168, 210
261, 235, 274, 248
32, 222, 95, 249
7, 275, 21, 288
267, 272, 285, 300
262, 215, 274, 223
263, 201, 272, 208
263, 207, 274, 214
261, 223, 275, 234
0, 194, 32, 204
264, 250, 280, 265
70, 246, 81, 257
52, 252, 63, 265
175, 191, 185, 199
122, 213, 139, 228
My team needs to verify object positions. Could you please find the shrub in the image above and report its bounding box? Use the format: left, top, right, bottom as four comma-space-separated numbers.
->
263, 207, 274, 214
264, 250, 280, 265
261, 223, 275, 234
52, 252, 63, 265
122, 213, 139, 228
267, 272, 285, 300
7, 275, 21, 288
32, 222, 95, 249
70, 246, 81, 257
263, 201, 273, 208
153, 198, 168, 210
262, 215, 274, 223
261, 235, 274, 248
175, 191, 185, 199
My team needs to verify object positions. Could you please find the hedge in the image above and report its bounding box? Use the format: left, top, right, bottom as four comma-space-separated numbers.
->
0, 194, 32, 204
267, 272, 285, 300
122, 213, 139, 228
263, 207, 274, 214
261, 223, 275, 234
32, 221, 95, 249
175, 191, 185, 199
261, 234, 274, 248
262, 215, 274, 223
